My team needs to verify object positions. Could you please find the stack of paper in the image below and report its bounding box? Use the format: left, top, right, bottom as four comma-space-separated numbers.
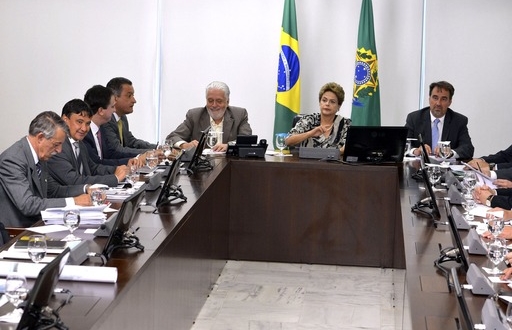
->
0, 261, 117, 283
106, 182, 145, 202
41, 204, 108, 225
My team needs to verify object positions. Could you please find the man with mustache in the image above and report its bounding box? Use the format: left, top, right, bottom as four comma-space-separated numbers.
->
0, 111, 92, 239
165, 81, 252, 152
405, 81, 474, 160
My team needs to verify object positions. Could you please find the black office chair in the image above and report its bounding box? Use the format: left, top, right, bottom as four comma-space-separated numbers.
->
292, 114, 303, 128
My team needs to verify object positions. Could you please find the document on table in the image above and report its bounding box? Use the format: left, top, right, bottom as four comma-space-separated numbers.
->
0, 261, 118, 283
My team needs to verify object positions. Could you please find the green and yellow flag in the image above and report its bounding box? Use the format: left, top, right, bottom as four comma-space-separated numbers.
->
273, 0, 300, 144
351, 0, 381, 126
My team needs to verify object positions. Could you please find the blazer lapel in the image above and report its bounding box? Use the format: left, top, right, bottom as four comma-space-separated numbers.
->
22, 140, 44, 197
222, 108, 234, 143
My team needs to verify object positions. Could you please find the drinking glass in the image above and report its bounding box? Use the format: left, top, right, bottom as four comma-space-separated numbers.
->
427, 166, 441, 186
506, 302, 512, 329
91, 188, 107, 206
404, 138, 413, 156
62, 208, 81, 241
275, 133, 287, 156
5, 272, 28, 318
488, 215, 505, 239
438, 141, 451, 165
146, 151, 159, 170
488, 237, 507, 275
157, 141, 172, 158
461, 197, 476, 221
125, 164, 139, 185
27, 234, 47, 263
207, 131, 220, 149
463, 171, 478, 193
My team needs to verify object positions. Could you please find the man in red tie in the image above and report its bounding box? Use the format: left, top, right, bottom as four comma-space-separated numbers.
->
83, 85, 146, 167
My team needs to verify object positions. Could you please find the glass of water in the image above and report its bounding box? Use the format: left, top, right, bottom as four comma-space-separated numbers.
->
63, 208, 81, 241
275, 133, 287, 156
91, 188, 107, 206
5, 272, 28, 318
27, 234, 47, 263
146, 150, 159, 171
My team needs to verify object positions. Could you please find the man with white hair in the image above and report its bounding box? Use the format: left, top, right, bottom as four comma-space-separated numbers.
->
165, 81, 252, 152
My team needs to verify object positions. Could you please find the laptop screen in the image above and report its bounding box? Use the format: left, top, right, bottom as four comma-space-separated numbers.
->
343, 126, 408, 164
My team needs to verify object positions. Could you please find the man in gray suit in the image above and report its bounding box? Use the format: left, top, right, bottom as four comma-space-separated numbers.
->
166, 81, 252, 152
47, 99, 128, 187
0, 111, 91, 235
405, 81, 474, 160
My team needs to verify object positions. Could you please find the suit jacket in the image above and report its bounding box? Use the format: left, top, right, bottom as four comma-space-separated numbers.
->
165, 106, 252, 145
47, 138, 119, 187
405, 107, 474, 159
482, 144, 512, 169
0, 137, 85, 228
103, 115, 155, 156
83, 127, 132, 166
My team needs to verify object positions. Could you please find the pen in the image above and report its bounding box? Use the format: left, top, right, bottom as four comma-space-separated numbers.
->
477, 163, 483, 173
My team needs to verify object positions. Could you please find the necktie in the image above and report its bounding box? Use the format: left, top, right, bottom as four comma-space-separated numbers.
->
117, 119, 124, 146
73, 142, 83, 174
35, 162, 42, 178
431, 118, 440, 152
96, 130, 103, 159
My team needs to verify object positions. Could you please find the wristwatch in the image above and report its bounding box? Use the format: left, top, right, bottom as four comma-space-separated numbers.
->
485, 194, 494, 207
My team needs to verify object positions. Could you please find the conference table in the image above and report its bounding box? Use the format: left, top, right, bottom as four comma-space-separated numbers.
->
0, 154, 499, 329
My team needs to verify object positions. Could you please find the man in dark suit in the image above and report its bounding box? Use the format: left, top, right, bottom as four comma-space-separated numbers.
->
165, 81, 252, 152
405, 81, 474, 160
103, 77, 156, 156
0, 111, 91, 234
47, 99, 128, 187
83, 85, 146, 167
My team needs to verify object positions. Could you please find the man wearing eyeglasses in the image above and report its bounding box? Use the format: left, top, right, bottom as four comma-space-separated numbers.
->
0, 111, 92, 240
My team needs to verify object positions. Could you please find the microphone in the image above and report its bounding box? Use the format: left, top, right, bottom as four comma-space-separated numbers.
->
445, 248, 459, 258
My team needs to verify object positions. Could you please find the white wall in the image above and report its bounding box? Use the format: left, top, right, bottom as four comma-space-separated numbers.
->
0, 0, 509, 156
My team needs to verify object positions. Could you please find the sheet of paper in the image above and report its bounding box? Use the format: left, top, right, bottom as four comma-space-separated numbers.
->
26, 225, 69, 234
0, 261, 118, 283
470, 204, 491, 218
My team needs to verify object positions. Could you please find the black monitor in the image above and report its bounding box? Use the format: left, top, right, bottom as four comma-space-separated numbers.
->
102, 186, 147, 259
186, 127, 212, 175
450, 267, 475, 330
343, 126, 408, 164
444, 200, 470, 272
156, 154, 186, 207
411, 167, 441, 220
17, 248, 71, 330
417, 133, 431, 165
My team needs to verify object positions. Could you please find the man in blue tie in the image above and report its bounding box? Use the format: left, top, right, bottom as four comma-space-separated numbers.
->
405, 81, 474, 160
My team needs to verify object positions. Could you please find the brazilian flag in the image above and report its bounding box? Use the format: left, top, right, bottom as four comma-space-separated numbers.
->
351, 0, 381, 126
273, 0, 300, 146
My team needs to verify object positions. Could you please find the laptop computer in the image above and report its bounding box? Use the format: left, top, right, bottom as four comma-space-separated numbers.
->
343, 126, 408, 164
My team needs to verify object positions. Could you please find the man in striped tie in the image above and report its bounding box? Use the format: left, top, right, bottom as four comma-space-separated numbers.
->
404, 81, 474, 160
47, 99, 129, 187
0, 111, 92, 235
